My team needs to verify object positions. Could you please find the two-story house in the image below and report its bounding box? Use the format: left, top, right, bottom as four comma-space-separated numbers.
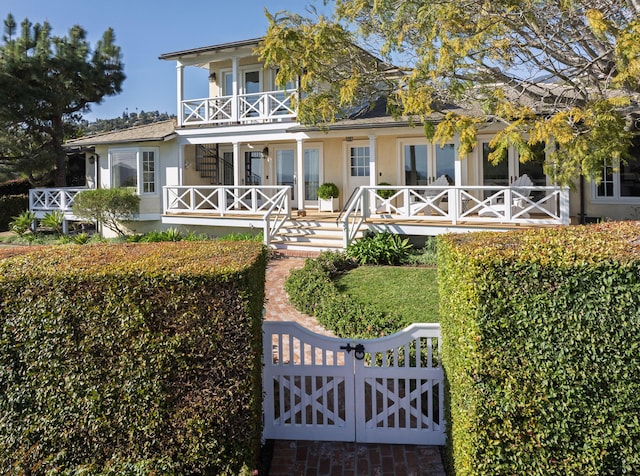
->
30, 37, 639, 251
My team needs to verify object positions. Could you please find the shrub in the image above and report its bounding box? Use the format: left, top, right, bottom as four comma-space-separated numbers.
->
0, 241, 268, 474
346, 231, 413, 265
317, 182, 339, 199
377, 182, 394, 199
40, 209, 64, 235
72, 188, 140, 236
438, 222, 640, 475
403, 237, 438, 266
0, 178, 30, 196
284, 251, 406, 338
8, 210, 35, 236
0, 195, 28, 231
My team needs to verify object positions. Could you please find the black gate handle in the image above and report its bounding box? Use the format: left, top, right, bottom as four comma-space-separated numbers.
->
340, 343, 366, 360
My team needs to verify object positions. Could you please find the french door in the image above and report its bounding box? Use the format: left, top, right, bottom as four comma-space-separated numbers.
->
276, 149, 297, 208
403, 142, 455, 186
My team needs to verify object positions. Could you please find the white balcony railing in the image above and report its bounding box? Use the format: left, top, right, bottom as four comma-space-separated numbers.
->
180, 90, 297, 126
29, 187, 86, 216
163, 185, 291, 245
341, 185, 570, 247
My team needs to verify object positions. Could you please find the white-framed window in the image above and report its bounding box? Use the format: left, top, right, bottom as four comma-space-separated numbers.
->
109, 147, 158, 194
349, 146, 370, 177
594, 157, 640, 201
593, 140, 640, 202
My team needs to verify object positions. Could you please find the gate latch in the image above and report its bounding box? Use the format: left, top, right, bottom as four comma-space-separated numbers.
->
340, 343, 366, 360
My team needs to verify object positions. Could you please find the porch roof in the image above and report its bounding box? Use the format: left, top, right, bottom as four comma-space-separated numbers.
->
65, 120, 177, 147
158, 38, 263, 61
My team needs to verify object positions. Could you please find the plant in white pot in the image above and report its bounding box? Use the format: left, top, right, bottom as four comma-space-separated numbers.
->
317, 182, 339, 212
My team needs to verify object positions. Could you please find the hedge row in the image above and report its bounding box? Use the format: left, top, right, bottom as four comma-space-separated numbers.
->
438, 222, 640, 475
0, 194, 28, 231
0, 178, 30, 196
284, 251, 407, 338
0, 241, 268, 475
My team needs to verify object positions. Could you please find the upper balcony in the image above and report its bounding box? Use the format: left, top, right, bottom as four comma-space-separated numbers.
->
160, 38, 298, 128
180, 89, 297, 126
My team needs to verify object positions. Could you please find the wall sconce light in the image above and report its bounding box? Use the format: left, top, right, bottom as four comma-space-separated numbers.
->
88, 153, 99, 164
184, 160, 192, 169
262, 146, 269, 160
209, 71, 217, 81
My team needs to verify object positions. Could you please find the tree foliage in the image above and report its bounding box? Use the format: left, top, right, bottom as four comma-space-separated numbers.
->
0, 14, 125, 186
259, 0, 640, 185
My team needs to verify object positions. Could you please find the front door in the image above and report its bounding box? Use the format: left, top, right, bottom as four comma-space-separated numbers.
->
276, 148, 297, 209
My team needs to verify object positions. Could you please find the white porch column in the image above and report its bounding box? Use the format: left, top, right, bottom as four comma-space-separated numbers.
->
454, 136, 463, 186
233, 142, 242, 186
178, 143, 184, 185
369, 135, 378, 212
296, 139, 305, 210
176, 62, 184, 127
231, 57, 239, 122
369, 134, 377, 186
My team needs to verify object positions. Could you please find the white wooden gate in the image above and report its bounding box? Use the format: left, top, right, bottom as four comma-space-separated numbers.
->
262, 322, 445, 445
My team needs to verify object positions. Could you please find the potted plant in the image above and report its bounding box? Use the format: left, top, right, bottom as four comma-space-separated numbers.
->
317, 182, 339, 212
377, 182, 394, 199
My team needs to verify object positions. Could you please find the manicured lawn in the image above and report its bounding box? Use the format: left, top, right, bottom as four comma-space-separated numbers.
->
336, 266, 439, 324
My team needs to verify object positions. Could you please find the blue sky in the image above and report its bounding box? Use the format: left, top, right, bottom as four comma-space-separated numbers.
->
2, 1, 327, 121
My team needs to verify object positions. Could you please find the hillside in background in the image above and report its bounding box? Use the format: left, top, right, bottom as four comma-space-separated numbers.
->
79, 110, 174, 135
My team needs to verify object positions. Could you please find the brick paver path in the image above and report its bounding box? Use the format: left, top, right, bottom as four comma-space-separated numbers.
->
263, 255, 447, 475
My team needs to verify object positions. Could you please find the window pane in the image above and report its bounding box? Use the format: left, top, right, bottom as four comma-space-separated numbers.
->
435, 144, 455, 182
305, 149, 319, 200
405, 145, 428, 185
112, 151, 137, 188
245, 151, 262, 185
597, 165, 615, 197
350, 146, 370, 177
620, 156, 640, 197
142, 151, 155, 193
482, 143, 509, 186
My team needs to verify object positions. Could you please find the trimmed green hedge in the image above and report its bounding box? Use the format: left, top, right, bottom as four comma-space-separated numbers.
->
284, 251, 407, 338
0, 241, 267, 475
438, 222, 640, 475
0, 194, 28, 231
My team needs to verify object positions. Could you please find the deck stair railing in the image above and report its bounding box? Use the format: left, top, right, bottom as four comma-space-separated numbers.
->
263, 187, 291, 244
340, 187, 368, 248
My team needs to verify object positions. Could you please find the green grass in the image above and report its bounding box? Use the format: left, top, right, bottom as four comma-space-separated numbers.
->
336, 266, 439, 324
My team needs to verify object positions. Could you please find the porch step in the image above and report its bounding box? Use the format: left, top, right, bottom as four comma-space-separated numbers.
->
270, 218, 367, 253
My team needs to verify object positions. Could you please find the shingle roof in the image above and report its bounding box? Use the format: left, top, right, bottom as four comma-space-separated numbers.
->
65, 120, 177, 147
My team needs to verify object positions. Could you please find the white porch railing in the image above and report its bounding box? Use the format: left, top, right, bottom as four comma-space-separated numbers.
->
180, 90, 297, 126
341, 185, 570, 247
29, 187, 86, 215
163, 185, 291, 244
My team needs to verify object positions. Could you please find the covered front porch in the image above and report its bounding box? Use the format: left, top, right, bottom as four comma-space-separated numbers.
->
162, 183, 570, 250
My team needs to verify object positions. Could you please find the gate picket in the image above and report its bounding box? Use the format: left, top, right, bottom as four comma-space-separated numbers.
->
262, 322, 445, 445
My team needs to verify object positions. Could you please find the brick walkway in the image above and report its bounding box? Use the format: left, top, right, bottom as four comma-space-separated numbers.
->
263, 254, 447, 476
